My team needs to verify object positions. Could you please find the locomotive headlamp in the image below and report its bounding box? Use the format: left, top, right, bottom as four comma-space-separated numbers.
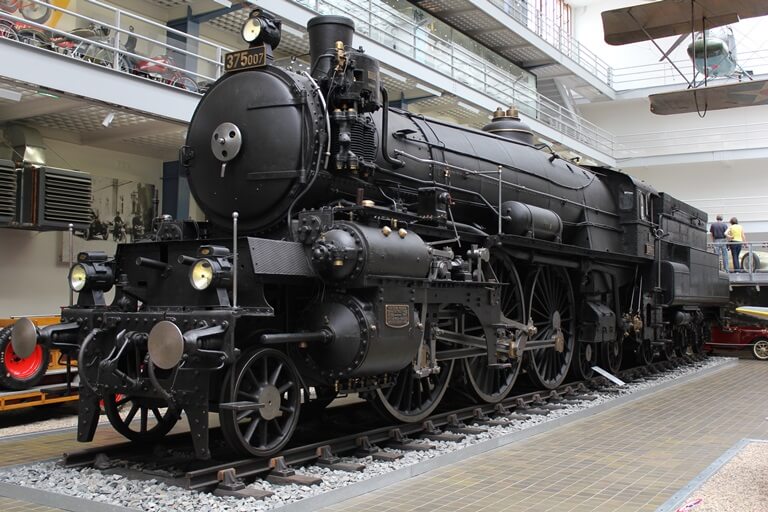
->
189, 245, 232, 292
241, 9, 281, 49
242, 17, 262, 43
68, 252, 115, 293
68, 252, 115, 306
190, 259, 215, 290
69, 264, 88, 292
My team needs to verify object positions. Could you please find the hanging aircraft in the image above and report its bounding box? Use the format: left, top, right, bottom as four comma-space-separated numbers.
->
601, 0, 768, 115
687, 26, 744, 82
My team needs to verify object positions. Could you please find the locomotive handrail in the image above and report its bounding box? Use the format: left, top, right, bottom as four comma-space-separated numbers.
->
393, 149, 619, 219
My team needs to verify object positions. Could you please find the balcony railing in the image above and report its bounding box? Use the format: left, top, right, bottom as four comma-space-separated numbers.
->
612, 49, 768, 91
0, 0, 233, 93
708, 241, 768, 277
485, 0, 613, 86
615, 122, 768, 160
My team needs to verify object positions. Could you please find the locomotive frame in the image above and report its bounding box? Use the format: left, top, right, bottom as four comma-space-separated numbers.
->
11, 10, 729, 460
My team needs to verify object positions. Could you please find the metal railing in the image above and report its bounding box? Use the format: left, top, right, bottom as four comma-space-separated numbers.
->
615, 121, 768, 160
295, 0, 615, 156
486, 0, 612, 86
612, 49, 768, 90
0, 0, 233, 93
708, 241, 768, 275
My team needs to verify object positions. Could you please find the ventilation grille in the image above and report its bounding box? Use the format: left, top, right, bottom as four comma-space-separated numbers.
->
331, 119, 378, 165
0, 161, 17, 222
41, 170, 92, 227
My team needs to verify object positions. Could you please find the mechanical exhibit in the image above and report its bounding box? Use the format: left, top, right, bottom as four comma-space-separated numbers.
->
12, 10, 730, 461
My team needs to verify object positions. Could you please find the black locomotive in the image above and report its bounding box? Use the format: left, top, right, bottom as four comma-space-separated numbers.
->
12, 11, 729, 460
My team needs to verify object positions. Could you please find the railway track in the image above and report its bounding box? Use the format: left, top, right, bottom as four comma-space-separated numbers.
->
60, 355, 704, 499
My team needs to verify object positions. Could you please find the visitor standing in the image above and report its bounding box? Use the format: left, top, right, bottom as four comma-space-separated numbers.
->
725, 217, 746, 272
709, 215, 729, 271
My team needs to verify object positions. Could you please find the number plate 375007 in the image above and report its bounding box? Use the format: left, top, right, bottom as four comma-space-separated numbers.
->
224, 46, 267, 72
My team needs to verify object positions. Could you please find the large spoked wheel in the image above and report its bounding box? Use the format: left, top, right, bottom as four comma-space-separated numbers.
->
220, 348, 301, 457
525, 266, 575, 389
103, 394, 179, 442
752, 338, 768, 361
463, 252, 524, 402
600, 338, 623, 374
0, 327, 50, 390
374, 360, 454, 423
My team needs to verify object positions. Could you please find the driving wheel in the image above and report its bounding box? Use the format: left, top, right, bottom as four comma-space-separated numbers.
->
463, 252, 524, 402
373, 358, 454, 423
525, 266, 575, 389
220, 348, 301, 457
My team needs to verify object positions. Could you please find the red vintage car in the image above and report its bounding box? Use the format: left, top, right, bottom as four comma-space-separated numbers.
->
707, 324, 768, 360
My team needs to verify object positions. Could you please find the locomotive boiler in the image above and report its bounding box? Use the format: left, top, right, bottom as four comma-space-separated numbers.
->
12, 10, 729, 459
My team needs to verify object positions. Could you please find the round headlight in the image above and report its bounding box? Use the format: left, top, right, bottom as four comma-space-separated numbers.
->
190, 259, 214, 290
242, 17, 262, 43
69, 264, 88, 292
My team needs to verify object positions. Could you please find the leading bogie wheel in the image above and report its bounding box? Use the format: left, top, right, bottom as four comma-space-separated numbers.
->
220, 348, 302, 457
0, 327, 50, 390
525, 266, 575, 389
103, 394, 179, 442
752, 338, 768, 361
463, 252, 524, 403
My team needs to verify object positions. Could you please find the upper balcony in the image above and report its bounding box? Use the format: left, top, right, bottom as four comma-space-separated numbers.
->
408, 0, 616, 101
0, 0, 617, 165
4, 0, 768, 171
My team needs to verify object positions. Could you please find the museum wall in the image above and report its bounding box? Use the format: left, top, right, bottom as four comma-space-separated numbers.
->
0, 139, 163, 317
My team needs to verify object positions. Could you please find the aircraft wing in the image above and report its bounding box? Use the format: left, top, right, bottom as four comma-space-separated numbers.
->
735, 306, 768, 321
649, 79, 768, 115
602, 0, 768, 46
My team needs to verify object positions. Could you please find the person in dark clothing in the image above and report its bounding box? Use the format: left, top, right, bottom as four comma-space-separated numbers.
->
709, 214, 729, 271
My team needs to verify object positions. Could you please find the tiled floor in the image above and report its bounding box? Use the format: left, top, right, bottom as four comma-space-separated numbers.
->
322, 360, 768, 512
0, 496, 64, 511
0, 360, 766, 512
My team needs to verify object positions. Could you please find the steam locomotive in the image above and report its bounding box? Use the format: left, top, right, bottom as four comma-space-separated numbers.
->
12, 11, 729, 460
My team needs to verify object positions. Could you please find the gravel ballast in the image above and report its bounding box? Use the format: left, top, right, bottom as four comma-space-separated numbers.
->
0, 357, 735, 512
